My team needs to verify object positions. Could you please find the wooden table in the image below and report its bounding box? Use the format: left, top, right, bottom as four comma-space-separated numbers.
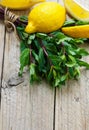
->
1, 0, 89, 130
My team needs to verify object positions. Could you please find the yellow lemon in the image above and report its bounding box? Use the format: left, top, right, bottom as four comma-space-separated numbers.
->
62, 25, 89, 38
64, 0, 89, 22
25, 2, 66, 33
0, 0, 45, 9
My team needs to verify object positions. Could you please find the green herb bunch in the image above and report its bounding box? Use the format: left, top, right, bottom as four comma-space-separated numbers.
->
17, 20, 89, 87
0, 6, 89, 87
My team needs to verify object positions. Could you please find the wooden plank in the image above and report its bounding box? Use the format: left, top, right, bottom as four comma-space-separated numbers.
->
55, 0, 89, 129
0, 22, 5, 84
0, 22, 5, 130
1, 10, 54, 130
55, 59, 89, 130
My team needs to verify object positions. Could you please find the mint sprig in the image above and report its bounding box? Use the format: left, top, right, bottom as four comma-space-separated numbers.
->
17, 25, 89, 87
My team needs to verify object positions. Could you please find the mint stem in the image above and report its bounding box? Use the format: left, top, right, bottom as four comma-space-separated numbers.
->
29, 45, 34, 63
38, 39, 53, 66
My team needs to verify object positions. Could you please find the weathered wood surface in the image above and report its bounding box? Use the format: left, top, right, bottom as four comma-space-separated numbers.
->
1, 0, 89, 130
0, 22, 5, 130
1, 7, 54, 130
0, 22, 5, 89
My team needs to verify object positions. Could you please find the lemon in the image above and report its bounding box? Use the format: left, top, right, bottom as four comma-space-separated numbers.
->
64, 0, 89, 22
25, 2, 66, 33
62, 25, 89, 38
0, 0, 45, 9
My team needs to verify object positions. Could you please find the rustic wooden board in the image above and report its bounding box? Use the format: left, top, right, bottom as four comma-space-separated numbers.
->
1, 0, 89, 130
55, 56, 89, 130
55, 1, 89, 130
0, 22, 5, 130
0, 22, 5, 85
1, 9, 55, 130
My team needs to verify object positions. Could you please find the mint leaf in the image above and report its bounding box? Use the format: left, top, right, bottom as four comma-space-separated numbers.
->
38, 48, 46, 72
63, 19, 76, 27
20, 15, 28, 22
77, 60, 89, 69
76, 20, 89, 25
19, 48, 30, 75
30, 63, 39, 83
76, 48, 89, 56
36, 33, 47, 39
20, 41, 27, 52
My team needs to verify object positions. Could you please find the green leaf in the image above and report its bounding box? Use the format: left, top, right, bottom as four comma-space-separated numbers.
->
17, 26, 24, 31
74, 66, 80, 77
36, 33, 47, 39
60, 55, 66, 61
69, 55, 76, 63
38, 48, 46, 72
29, 34, 35, 40
53, 32, 66, 39
49, 55, 61, 66
27, 37, 32, 45
76, 48, 89, 56
60, 74, 68, 82
32, 50, 39, 62
66, 55, 76, 67
34, 39, 41, 50
53, 69, 57, 78
68, 67, 74, 77
17, 30, 25, 40
20, 41, 27, 52
47, 66, 53, 81
19, 48, 30, 75
57, 37, 73, 45
20, 15, 28, 22
72, 38, 85, 44
76, 20, 89, 25
22, 32, 29, 39
27, 34, 35, 45
63, 19, 76, 27
66, 62, 76, 67
68, 48, 76, 55
30, 63, 39, 83
45, 43, 57, 53
77, 60, 89, 69
54, 77, 60, 87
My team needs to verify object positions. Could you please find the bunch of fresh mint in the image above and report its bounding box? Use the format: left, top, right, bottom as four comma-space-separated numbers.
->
17, 19, 89, 87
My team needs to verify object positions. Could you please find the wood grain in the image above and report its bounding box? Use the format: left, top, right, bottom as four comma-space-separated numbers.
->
55, 59, 89, 130
55, 1, 89, 130
1, 10, 54, 130
0, 22, 5, 84
0, 22, 5, 130
1, 0, 89, 130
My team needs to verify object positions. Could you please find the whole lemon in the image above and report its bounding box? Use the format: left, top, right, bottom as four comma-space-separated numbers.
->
25, 2, 66, 33
0, 0, 45, 9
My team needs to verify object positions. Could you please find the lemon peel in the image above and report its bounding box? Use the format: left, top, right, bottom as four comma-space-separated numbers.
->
25, 22, 36, 33
62, 25, 89, 38
0, 0, 45, 9
25, 2, 66, 34
64, 0, 89, 22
